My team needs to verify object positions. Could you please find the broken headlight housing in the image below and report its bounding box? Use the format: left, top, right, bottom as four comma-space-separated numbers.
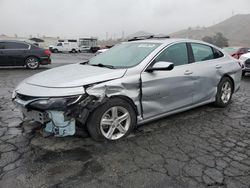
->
28, 95, 84, 111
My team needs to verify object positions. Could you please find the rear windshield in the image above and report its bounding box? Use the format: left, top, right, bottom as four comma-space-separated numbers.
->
88, 42, 161, 68
223, 47, 240, 54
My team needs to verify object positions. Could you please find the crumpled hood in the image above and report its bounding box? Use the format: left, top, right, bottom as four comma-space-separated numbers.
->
25, 64, 127, 88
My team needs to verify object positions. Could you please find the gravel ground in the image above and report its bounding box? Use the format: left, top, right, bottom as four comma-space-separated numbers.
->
0, 54, 249, 188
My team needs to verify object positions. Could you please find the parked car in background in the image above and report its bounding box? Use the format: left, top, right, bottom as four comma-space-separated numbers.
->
49, 40, 79, 53
13, 37, 241, 141
223, 47, 250, 59
239, 52, 250, 76
95, 48, 109, 55
0, 40, 51, 69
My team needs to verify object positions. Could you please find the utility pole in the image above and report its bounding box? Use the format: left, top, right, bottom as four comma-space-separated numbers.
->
122, 31, 125, 39
106, 32, 108, 40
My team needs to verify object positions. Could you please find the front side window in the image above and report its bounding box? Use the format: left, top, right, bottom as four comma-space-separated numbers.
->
154, 43, 188, 66
5, 42, 29, 49
88, 42, 161, 68
57, 43, 62, 46
191, 43, 214, 62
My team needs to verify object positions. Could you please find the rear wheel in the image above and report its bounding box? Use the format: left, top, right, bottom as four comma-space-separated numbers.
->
87, 98, 136, 141
71, 49, 77, 53
214, 77, 233, 107
25, 57, 40, 69
53, 49, 58, 53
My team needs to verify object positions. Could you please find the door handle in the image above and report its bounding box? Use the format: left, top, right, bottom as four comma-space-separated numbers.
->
215, 65, 222, 69
184, 70, 193, 75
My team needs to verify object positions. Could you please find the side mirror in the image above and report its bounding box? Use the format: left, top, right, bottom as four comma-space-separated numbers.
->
146, 61, 174, 72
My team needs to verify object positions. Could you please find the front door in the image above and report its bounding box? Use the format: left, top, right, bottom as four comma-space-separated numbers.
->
141, 42, 194, 119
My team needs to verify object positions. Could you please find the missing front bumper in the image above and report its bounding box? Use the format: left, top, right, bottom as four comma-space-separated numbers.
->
13, 94, 102, 137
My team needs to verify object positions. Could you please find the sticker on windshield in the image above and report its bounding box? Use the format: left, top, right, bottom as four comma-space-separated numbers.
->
138, 44, 156, 48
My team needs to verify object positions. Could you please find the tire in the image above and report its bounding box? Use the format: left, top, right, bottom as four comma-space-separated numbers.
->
214, 77, 233, 107
242, 71, 246, 77
71, 49, 77, 53
53, 49, 58, 53
87, 98, 136, 141
25, 57, 40, 69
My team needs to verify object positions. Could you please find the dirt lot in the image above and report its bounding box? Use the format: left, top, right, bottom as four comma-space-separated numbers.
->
0, 53, 250, 188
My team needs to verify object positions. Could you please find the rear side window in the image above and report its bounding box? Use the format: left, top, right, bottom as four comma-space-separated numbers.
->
5, 42, 29, 49
154, 43, 188, 66
191, 43, 214, 62
213, 48, 224, 59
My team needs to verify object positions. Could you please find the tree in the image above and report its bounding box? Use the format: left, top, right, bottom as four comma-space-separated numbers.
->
202, 36, 213, 44
202, 32, 228, 48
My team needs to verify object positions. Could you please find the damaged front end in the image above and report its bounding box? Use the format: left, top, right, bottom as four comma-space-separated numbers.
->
13, 92, 106, 137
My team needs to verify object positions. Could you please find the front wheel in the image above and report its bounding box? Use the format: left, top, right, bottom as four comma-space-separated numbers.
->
25, 57, 40, 69
87, 98, 136, 141
214, 77, 233, 107
53, 49, 58, 53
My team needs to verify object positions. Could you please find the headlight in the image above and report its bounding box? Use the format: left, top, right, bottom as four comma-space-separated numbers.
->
12, 90, 17, 100
28, 95, 84, 110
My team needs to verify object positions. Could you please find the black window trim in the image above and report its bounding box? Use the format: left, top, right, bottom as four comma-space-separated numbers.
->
187, 43, 194, 63
212, 47, 224, 59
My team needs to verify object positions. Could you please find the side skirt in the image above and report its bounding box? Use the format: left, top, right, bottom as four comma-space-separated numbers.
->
137, 98, 215, 125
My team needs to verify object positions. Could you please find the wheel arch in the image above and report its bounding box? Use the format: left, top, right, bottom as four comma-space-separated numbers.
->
109, 95, 139, 116
24, 55, 40, 64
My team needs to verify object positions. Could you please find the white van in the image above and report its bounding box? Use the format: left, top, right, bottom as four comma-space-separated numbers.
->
49, 40, 79, 53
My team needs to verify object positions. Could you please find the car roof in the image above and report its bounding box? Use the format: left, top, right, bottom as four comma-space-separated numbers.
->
128, 38, 221, 49
0, 40, 29, 44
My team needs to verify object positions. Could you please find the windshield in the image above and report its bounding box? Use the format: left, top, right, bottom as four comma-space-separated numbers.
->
88, 42, 161, 68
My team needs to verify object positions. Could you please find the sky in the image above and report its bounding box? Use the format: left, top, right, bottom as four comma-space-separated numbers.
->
0, 0, 250, 39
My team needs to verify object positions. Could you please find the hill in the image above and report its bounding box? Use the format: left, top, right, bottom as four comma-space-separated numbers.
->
171, 14, 250, 47
127, 31, 153, 39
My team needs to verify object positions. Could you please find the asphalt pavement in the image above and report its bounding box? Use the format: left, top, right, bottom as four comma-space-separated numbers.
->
0, 53, 249, 188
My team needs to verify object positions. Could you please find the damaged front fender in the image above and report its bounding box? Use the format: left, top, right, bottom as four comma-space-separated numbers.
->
85, 74, 143, 121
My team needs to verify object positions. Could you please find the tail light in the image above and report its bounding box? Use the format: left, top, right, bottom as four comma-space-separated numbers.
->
44, 49, 51, 56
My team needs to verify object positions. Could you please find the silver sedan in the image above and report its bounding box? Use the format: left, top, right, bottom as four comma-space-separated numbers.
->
12, 38, 242, 141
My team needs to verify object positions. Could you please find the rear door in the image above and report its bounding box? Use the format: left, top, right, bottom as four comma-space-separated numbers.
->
141, 42, 195, 119
188, 43, 224, 104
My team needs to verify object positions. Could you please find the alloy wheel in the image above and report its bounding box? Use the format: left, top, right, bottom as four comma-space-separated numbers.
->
100, 106, 131, 140
221, 81, 232, 103
26, 57, 39, 69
